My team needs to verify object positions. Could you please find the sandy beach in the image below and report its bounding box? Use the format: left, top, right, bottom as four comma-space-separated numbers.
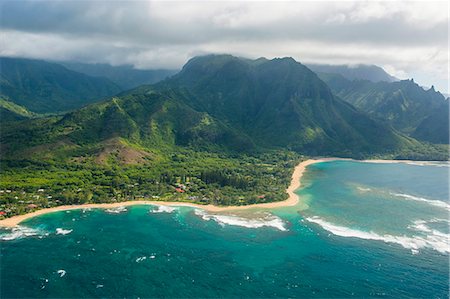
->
0, 158, 330, 228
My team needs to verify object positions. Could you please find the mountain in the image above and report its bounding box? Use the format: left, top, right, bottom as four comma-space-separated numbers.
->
412, 101, 449, 144
0, 57, 122, 113
306, 63, 397, 83
61, 62, 178, 90
317, 71, 448, 142
154, 55, 417, 156
0, 98, 37, 122
2, 54, 446, 163
1, 90, 254, 163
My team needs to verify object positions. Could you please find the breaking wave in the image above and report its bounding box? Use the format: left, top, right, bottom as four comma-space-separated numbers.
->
356, 186, 372, 192
105, 206, 127, 214
390, 193, 450, 211
150, 205, 177, 213
57, 270, 66, 277
404, 161, 450, 168
195, 209, 287, 231
56, 228, 73, 235
306, 216, 449, 254
0, 226, 48, 241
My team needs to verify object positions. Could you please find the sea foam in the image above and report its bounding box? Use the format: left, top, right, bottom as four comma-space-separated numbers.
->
306, 216, 450, 254
57, 270, 66, 277
195, 209, 287, 231
56, 228, 73, 235
404, 161, 450, 168
390, 193, 450, 211
0, 226, 48, 241
105, 206, 127, 214
150, 205, 177, 213
356, 186, 372, 192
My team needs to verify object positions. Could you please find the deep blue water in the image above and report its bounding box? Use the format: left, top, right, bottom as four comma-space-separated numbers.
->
1, 161, 449, 298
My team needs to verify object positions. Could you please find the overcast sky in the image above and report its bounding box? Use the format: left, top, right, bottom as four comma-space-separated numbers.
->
1, 0, 448, 93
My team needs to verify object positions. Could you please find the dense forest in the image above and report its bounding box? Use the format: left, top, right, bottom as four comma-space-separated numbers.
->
0, 150, 302, 217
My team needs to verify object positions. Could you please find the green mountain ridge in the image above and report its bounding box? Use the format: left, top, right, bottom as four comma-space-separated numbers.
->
1, 54, 446, 162
412, 100, 449, 144
156, 55, 419, 156
317, 71, 448, 144
0, 98, 38, 122
0, 57, 122, 113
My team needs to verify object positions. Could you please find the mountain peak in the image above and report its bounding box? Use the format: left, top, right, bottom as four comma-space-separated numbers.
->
271, 57, 297, 63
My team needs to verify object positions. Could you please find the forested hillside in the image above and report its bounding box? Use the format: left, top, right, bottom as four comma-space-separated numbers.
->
0, 57, 121, 113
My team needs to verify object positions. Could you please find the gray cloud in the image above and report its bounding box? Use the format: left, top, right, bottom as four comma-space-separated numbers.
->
0, 0, 448, 92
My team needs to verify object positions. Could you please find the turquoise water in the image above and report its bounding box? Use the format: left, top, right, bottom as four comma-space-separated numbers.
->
1, 161, 449, 298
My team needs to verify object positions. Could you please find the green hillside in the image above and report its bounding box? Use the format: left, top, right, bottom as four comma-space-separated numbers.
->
2, 55, 445, 161
317, 72, 448, 143
0, 57, 122, 113
158, 55, 418, 157
413, 101, 449, 144
0, 98, 37, 122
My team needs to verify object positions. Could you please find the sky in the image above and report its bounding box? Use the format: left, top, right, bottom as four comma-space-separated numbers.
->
0, 0, 448, 93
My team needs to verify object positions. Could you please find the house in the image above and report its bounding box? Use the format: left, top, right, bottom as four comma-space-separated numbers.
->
28, 204, 38, 209
175, 188, 185, 193
0, 211, 6, 216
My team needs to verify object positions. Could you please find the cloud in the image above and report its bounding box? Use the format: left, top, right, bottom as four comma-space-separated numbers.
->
0, 0, 448, 92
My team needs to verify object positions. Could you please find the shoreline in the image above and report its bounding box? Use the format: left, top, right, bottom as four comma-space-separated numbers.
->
0, 158, 324, 228
0, 158, 446, 228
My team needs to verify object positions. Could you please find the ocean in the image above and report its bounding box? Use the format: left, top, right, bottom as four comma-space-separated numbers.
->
1, 160, 449, 298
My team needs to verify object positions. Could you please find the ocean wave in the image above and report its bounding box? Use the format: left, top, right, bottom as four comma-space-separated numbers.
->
404, 161, 450, 167
57, 270, 66, 277
306, 216, 450, 254
195, 209, 287, 231
356, 186, 372, 192
0, 226, 48, 241
56, 228, 73, 235
105, 206, 127, 214
409, 220, 449, 237
150, 205, 177, 213
135, 256, 147, 263
390, 193, 450, 211
135, 254, 156, 263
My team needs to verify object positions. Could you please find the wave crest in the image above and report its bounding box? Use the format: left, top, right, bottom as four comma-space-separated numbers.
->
150, 205, 177, 213
306, 216, 449, 254
390, 193, 450, 211
105, 206, 127, 214
56, 228, 73, 235
195, 209, 287, 231
356, 186, 372, 192
0, 226, 48, 241
404, 161, 450, 167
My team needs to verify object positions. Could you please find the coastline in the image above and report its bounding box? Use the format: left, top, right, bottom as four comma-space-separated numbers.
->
1, 157, 445, 228
0, 158, 326, 228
